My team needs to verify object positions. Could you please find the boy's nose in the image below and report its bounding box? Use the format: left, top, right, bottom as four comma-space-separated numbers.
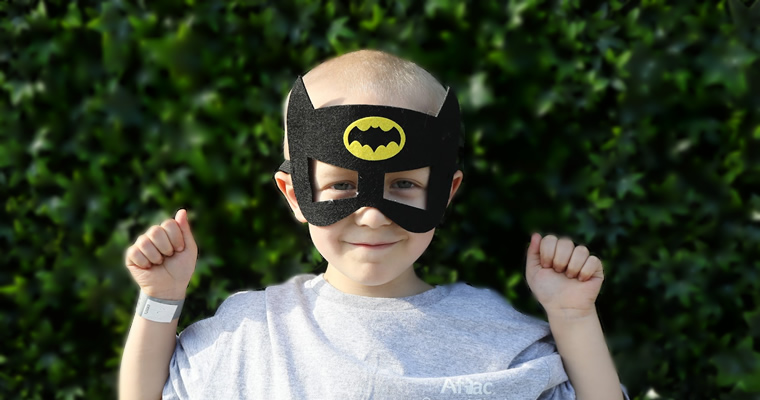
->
353, 207, 392, 228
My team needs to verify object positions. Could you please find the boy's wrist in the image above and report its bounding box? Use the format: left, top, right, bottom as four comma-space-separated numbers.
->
140, 286, 188, 301
136, 290, 185, 323
544, 307, 599, 323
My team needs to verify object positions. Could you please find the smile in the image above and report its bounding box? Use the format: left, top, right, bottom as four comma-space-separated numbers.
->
348, 241, 398, 250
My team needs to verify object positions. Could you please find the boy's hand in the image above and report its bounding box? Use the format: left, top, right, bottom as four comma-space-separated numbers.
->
124, 209, 198, 300
525, 233, 603, 319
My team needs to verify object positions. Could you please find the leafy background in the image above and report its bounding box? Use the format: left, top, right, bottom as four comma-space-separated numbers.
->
2, 0, 759, 398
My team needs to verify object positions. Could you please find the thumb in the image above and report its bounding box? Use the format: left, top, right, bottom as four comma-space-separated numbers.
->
175, 209, 197, 251
525, 232, 542, 269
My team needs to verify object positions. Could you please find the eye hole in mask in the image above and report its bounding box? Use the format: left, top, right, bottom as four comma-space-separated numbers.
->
310, 159, 359, 202
383, 167, 429, 210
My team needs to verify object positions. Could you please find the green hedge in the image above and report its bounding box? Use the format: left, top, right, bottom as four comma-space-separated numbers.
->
2, 0, 759, 398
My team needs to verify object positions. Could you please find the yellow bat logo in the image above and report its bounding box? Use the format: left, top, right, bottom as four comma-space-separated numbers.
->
343, 117, 406, 161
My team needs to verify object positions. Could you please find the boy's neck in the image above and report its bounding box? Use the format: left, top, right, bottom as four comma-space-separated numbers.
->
323, 265, 434, 298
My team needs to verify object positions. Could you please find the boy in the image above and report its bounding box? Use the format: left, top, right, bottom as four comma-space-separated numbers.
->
120, 50, 626, 399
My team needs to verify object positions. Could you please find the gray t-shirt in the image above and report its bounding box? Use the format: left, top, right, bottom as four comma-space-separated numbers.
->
163, 274, 576, 399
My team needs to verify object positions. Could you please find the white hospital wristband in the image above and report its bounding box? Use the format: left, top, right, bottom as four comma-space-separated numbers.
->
135, 291, 184, 323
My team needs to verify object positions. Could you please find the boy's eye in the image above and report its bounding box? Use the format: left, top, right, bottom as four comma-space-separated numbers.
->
391, 180, 416, 189
382, 167, 429, 209
314, 181, 357, 202
331, 182, 356, 191
384, 178, 426, 210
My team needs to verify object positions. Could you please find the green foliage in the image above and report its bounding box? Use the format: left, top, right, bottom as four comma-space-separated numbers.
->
1, 0, 758, 398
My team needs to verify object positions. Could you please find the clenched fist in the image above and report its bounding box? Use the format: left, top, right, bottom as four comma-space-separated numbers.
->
125, 209, 198, 300
525, 233, 604, 319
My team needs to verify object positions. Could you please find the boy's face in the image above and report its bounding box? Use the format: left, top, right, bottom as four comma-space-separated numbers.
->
308, 159, 440, 295
275, 78, 463, 297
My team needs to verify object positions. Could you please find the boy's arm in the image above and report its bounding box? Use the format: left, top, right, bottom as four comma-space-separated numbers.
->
525, 233, 624, 400
546, 311, 623, 400
119, 209, 198, 400
120, 315, 180, 399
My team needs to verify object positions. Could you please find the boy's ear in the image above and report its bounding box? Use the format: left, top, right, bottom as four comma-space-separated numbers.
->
274, 171, 308, 223
447, 170, 464, 206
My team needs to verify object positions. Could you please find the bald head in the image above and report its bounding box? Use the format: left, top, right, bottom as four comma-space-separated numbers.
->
283, 50, 447, 158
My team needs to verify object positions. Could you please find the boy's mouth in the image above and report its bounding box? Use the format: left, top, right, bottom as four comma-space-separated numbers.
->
348, 241, 398, 249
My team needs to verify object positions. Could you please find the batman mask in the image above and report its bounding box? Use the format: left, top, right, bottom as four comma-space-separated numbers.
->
278, 76, 462, 233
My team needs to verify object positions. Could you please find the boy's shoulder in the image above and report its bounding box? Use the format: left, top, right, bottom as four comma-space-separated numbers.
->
213, 274, 317, 317
440, 281, 549, 328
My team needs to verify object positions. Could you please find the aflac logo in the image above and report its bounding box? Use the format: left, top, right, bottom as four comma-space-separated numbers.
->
440, 378, 494, 396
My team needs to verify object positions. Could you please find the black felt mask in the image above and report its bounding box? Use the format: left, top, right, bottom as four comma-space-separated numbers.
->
279, 76, 461, 233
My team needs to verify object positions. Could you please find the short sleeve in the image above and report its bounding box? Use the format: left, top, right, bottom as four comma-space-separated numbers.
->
537, 379, 630, 400
538, 381, 576, 399
161, 291, 261, 399
161, 315, 224, 399
512, 335, 630, 400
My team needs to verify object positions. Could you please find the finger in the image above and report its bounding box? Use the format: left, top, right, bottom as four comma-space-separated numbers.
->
147, 225, 174, 257
552, 237, 575, 273
525, 233, 542, 268
126, 245, 152, 269
540, 235, 558, 268
175, 209, 196, 251
565, 245, 590, 279
137, 234, 164, 265
578, 255, 604, 282
160, 218, 185, 252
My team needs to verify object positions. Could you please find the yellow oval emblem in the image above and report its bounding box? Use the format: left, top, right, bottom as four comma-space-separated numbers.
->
343, 117, 405, 161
